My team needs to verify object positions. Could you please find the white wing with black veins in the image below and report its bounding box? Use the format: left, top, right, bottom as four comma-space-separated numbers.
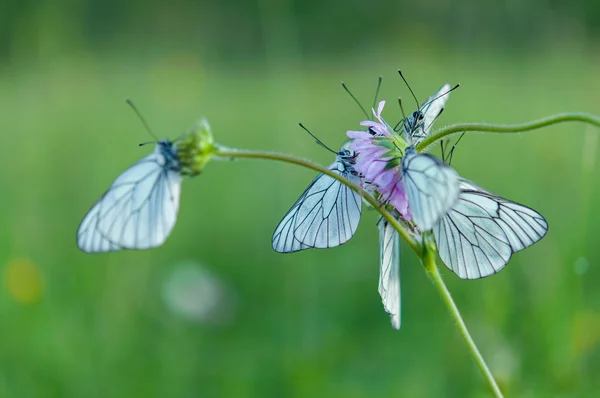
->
272, 158, 362, 253
401, 148, 460, 231
77, 147, 182, 253
434, 178, 548, 279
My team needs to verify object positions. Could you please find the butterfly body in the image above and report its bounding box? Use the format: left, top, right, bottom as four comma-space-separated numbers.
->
402, 110, 426, 143
158, 139, 182, 172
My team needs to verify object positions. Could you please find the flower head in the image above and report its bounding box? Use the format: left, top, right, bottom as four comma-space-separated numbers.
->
346, 101, 411, 219
176, 119, 215, 176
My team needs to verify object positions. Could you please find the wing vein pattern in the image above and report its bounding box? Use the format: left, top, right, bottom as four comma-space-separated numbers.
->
401, 148, 460, 232
77, 150, 182, 253
272, 157, 362, 253
434, 178, 548, 279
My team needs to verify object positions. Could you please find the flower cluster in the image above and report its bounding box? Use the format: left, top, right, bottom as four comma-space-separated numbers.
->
347, 101, 411, 220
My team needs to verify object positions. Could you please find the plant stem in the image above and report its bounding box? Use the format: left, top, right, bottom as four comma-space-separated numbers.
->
214, 146, 420, 253
214, 145, 502, 396
422, 245, 504, 398
417, 112, 600, 151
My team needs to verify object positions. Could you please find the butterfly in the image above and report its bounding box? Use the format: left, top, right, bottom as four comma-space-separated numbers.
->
434, 178, 548, 279
378, 145, 461, 328
77, 140, 182, 253
374, 83, 458, 328
272, 142, 362, 253
77, 119, 211, 253
399, 84, 460, 232
401, 83, 451, 146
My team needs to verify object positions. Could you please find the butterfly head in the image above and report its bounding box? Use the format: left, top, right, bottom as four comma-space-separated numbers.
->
157, 140, 182, 171
337, 148, 357, 162
336, 148, 360, 176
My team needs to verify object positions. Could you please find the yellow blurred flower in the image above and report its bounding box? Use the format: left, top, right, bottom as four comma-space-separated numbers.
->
572, 311, 600, 357
3, 257, 44, 304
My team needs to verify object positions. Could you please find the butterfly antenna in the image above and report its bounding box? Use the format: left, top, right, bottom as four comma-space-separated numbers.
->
441, 139, 447, 162
397, 70, 420, 108
393, 96, 408, 131
125, 98, 159, 142
445, 132, 466, 165
423, 107, 446, 135
372, 75, 383, 112
298, 123, 336, 154
341, 81, 370, 120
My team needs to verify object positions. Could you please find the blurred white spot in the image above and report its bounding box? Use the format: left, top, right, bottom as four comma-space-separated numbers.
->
473, 320, 519, 387
162, 261, 235, 324
491, 344, 518, 386
574, 257, 589, 276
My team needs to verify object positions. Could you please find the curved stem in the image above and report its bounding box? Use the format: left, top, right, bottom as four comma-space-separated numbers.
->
213, 146, 420, 253
417, 112, 600, 151
422, 245, 503, 397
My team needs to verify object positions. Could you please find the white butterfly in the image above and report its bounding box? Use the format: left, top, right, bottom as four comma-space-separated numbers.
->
372, 85, 456, 328
402, 84, 451, 146
272, 145, 362, 253
377, 215, 401, 330
434, 178, 548, 279
77, 140, 182, 253
396, 84, 460, 232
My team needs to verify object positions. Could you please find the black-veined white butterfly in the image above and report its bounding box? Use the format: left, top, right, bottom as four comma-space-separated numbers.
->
77, 140, 182, 253
373, 83, 458, 328
401, 83, 451, 146
377, 144, 459, 329
272, 142, 362, 253
395, 82, 460, 232
77, 117, 212, 253
378, 215, 401, 329
434, 178, 548, 279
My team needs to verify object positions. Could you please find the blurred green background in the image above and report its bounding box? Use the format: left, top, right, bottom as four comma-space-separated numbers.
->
1, 1, 600, 397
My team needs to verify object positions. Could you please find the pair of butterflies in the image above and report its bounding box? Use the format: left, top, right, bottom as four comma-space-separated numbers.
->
272, 85, 548, 330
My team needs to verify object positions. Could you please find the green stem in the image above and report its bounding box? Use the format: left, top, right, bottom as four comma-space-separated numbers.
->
215, 145, 502, 395
214, 146, 419, 253
422, 245, 504, 398
417, 112, 600, 151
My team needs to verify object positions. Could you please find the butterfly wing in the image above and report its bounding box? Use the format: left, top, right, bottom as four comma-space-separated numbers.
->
272, 159, 362, 253
419, 84, 451, 142
378, 216, 401, 330
434, 178, 548, 279
404, 84, 451, 146
77, 149, 182, 253
271, 188, 315, 253
401, 148, 460, 231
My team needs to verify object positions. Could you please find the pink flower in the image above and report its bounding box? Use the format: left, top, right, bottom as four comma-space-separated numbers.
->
347, 101, 411, 220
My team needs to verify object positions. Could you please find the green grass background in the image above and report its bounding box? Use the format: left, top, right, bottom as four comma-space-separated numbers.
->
1, 39, 600, 398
